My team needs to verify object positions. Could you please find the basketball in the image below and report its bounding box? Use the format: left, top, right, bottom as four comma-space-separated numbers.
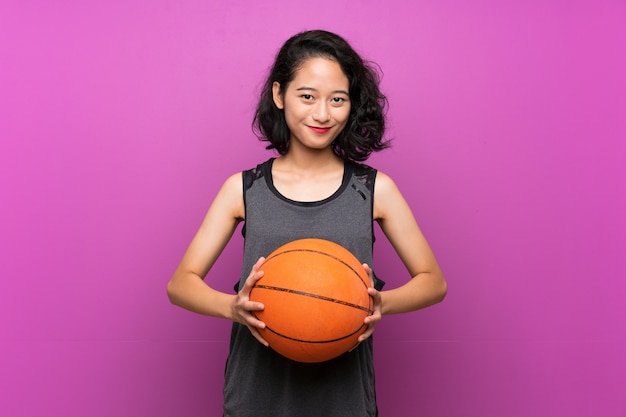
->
249, 238, 373, 363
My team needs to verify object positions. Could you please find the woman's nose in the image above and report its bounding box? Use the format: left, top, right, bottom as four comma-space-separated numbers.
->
312, 102, 331, 123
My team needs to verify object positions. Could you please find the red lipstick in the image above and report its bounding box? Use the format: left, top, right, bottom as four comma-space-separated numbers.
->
309, 126, 331, 134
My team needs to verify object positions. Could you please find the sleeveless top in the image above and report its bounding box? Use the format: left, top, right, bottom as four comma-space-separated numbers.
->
223, 158, 384, 417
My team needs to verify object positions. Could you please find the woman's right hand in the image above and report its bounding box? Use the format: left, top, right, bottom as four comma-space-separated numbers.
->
230, 257, 269, 347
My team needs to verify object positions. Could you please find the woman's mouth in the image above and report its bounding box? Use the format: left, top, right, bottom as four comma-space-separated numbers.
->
308, 126, 331, 134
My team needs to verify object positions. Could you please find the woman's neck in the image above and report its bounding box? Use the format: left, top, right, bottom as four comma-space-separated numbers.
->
276, 147, 343, 176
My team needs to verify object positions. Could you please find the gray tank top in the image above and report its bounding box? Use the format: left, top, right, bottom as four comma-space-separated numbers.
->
223, 158, 383, 417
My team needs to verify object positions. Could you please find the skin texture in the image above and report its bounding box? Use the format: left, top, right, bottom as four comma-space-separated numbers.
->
167, 57, 447, 348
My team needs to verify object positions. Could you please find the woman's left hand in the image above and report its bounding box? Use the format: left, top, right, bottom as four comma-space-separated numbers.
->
352, 263, 382, 347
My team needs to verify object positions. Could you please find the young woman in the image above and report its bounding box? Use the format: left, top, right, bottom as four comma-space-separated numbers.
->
167, 29, 447, 417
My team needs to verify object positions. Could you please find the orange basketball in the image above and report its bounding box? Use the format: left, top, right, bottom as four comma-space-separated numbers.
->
249, 238, 373, 363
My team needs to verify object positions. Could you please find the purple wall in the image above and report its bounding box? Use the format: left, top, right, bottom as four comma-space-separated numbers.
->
1, 1, 624, 416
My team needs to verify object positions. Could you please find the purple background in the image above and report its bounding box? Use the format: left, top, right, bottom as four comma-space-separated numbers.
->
1, 1, 625, 416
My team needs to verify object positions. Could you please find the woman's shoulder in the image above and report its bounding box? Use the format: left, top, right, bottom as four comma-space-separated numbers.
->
372, 169, 400, 196
241, 158, 274, 191
215, 172, 244, 203
243, 158, 274, 174
345, 160, 397, 185
348, 161, 378, 191
220, 158, 273, 193
372, 169, 409, 220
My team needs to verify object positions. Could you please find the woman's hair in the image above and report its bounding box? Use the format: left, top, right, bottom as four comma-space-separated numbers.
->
252, 30, 390, 162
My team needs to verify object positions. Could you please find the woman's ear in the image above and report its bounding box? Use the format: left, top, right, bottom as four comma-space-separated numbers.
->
272, 81, 284, 109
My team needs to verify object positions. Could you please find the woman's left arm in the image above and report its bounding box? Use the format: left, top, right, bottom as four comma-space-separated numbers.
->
374, 171, 448, 315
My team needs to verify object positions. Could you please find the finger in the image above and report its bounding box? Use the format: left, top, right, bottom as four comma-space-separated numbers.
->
248, 326, 269, 347
252, 256, 266, 270
358, 315, 379, 342
244, 257, 265, 279
367, 286, 380, 299
246, 257, 266, 283
245, 312, 266, 329
364, 311, 381, 325
244, 299, 265, 313
367, 287, 382, 310
356, 323, 375, 344
362, 263, 375, 286
358, 328, 374, 343
240, 257, 266, 295
245, 306, 268, 347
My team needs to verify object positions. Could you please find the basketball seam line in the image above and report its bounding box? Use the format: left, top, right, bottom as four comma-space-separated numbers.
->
265, 248, 371, 289
264, 323, 368, 344
254, 284, 373, 313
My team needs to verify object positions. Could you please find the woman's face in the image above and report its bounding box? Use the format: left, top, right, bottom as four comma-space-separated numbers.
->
272, 57, 351, 152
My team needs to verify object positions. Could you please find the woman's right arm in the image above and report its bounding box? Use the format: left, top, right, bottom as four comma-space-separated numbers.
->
166, 173, 266, 332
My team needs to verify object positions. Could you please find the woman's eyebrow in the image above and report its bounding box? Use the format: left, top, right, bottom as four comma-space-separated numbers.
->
295, 86, 349, 95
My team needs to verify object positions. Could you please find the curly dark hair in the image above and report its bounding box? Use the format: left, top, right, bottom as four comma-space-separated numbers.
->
252, 30, 390, 162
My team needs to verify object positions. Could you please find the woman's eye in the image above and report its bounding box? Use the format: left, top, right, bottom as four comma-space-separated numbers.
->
301, 94, 313, 100
331, 97, 347, 104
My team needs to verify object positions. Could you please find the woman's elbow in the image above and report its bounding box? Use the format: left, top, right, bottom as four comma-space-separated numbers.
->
430, 271, 448, 305
166, 278, 181, 306
436, 279, 448, 303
